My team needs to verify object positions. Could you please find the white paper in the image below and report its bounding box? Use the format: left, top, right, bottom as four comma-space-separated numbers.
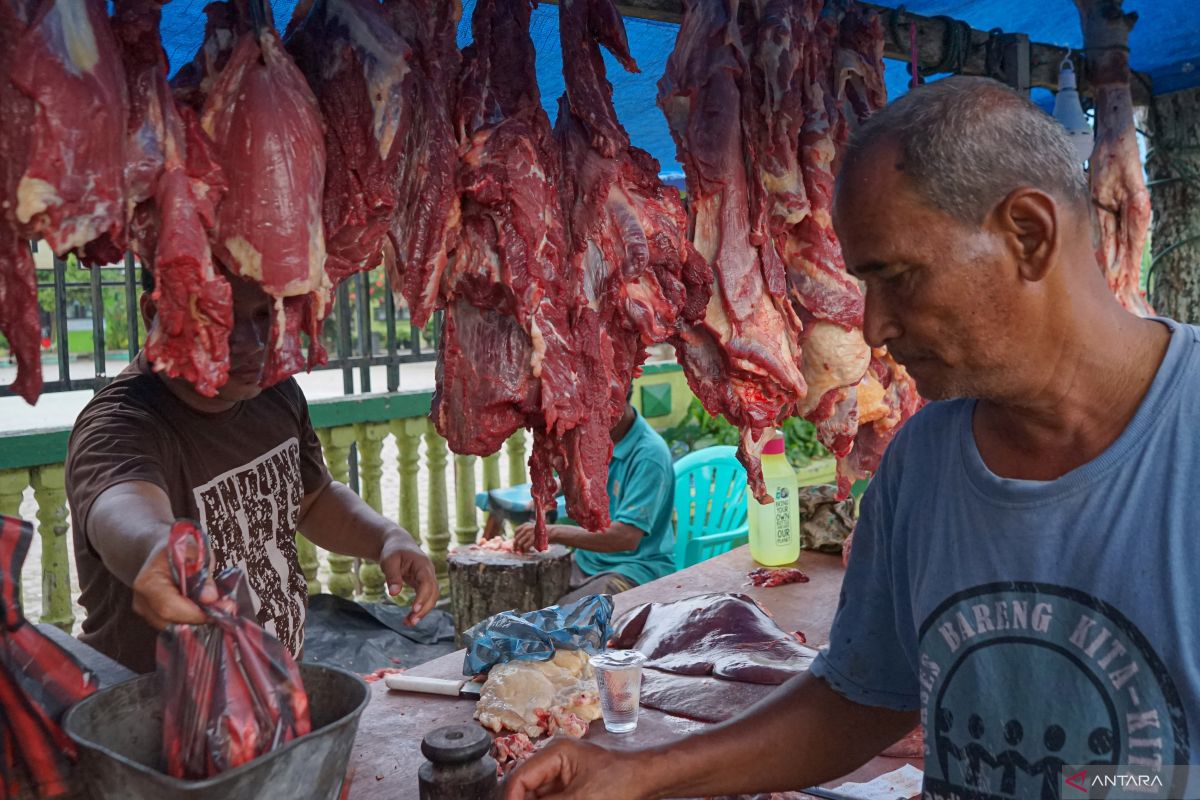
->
828, 764, 924, 800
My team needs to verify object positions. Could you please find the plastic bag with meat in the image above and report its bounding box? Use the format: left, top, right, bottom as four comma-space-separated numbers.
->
157, 519, 311, 779
1, 514, 98, 798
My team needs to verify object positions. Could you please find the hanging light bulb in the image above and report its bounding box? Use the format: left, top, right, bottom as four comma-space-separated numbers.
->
1053, 54, 1095, 163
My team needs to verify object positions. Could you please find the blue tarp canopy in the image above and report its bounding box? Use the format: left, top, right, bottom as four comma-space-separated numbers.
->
159, 0, 1200, 175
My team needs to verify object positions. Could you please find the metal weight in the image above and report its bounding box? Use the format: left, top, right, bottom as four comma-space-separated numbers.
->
417, 724, 497, 800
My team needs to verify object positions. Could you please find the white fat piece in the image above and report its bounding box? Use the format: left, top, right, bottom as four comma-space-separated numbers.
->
224, 235, 265, 282
529, 315, 546, 378
799, 322, 870, 415
15, 178, 59, 225
52, 0, 101, 73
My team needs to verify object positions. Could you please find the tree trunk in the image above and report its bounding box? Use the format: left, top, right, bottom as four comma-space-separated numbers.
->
1147, 86, 1200, 323
447, 544, 572, 645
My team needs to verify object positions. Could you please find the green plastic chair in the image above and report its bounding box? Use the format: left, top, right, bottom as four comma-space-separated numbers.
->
672, 445, 749, 570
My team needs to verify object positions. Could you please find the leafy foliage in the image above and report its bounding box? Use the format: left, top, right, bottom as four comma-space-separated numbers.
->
660, 397, 829, 467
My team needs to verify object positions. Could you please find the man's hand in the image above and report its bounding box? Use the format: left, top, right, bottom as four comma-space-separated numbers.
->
503, 739, 649, 800
380, 535, 439, 625
131, 538, 218, 630
513, 522, 553, 553
301, 481, 438, 624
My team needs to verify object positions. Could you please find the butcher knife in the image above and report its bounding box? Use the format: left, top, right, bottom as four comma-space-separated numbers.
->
383, 674, 483, 699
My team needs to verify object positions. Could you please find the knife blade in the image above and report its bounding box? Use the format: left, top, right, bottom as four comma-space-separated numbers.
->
383, 673, 483, 699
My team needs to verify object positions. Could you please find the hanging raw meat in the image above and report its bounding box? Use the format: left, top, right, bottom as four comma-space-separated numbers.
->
552, 0, 711, 532
660, 0, 809, 499
383, 0, 463, 328
434, 0, 567, 475
1075, 0, 1154, 316
752, 0, 868, 466
10, 0, 128, 266
201, 23, 331, 387
836, 350, 922, 495
114, 0, 233, 397
664, 0, 919, 500
0, 0, 42, 404
286, 0, 416, 287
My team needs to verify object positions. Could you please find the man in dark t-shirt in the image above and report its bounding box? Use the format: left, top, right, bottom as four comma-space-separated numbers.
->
66, 269, 437, 673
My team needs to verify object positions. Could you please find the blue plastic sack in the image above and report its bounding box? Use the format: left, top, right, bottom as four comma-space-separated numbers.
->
462, 594, 614, 676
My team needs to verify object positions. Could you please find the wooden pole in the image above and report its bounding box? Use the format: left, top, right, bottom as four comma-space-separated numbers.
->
545, 0, 1152, 105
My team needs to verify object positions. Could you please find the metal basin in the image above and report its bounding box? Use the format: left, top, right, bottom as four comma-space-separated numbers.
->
62, 662, 369, 800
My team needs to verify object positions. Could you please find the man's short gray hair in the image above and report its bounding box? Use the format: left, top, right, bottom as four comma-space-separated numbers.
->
843, 76, 1090, 223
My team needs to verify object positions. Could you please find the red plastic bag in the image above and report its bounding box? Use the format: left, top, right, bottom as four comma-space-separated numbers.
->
157, 520, 311, 779
0, 514, 97, 799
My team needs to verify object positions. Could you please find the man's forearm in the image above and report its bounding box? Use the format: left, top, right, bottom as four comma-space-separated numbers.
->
300, 481, 421, 557
632, 673, 919, 799
550, 523, 641, 553
88, 481, 178, 586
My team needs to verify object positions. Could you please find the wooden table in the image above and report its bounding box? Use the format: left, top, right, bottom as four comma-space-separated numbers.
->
346, 546, 920, 799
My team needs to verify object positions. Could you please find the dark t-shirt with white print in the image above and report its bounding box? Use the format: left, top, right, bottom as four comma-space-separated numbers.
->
66, 352, 330, 673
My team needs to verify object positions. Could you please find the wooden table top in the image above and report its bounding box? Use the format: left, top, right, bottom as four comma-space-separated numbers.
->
346, 545, 921, 799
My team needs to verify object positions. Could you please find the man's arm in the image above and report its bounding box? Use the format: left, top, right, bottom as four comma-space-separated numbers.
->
88, 481, 217, 629
298, 480, 438, 623
504, 672, 918, 800
513, 521, 642, 553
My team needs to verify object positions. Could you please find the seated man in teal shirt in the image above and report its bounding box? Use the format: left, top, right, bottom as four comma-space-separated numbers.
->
514, 399, 676, 602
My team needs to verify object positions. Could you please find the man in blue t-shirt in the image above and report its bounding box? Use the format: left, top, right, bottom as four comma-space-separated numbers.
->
504, 77, 1200, 800
514, 398, 675, 602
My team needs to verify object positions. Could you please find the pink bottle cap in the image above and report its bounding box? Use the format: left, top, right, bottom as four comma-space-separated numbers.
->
762, 431, 785, 455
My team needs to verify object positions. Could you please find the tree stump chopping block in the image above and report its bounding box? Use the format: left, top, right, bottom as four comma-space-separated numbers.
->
448, 544, 572, 644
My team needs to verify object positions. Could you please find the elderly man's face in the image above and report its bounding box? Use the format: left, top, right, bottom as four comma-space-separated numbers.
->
833, 141, 1027, 401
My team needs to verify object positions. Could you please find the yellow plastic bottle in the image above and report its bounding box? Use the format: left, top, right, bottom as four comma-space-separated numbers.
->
747, 430, 801, 566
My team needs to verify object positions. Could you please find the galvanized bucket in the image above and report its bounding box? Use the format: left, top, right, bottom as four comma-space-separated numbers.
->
62, 662, 369, 800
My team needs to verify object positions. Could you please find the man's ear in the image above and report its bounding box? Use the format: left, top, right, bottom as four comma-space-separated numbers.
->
139, 291, 157, 331
992, 187, 1059, 283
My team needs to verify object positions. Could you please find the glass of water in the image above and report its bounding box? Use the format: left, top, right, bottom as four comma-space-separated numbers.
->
589, 650, 647, 734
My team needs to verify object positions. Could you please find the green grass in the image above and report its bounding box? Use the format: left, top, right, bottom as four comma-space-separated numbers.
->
66, 330, 95, 354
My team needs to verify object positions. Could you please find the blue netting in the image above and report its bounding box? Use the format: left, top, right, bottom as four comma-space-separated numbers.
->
158, 1, 1198, 176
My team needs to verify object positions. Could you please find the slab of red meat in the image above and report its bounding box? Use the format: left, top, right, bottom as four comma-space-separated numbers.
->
785, 4, 875, 464
660, 0, 808, 500
286, 0, 417, 286
0, 0, 42, 405
383, 0, 463, 328
201, 27, 330, 387
551, 0, 712, 533
665, 0, 918, 500
10, 0, 128, 266
434, 0, 571, 546
113, 0, 233, 397
746, 566, 809, 588
610, 592, 818, 684
1075, 0, 1153, 316
638, 669, 779, 724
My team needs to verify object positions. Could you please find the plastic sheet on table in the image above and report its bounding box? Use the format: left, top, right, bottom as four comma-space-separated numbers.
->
462, 594, 614, 676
